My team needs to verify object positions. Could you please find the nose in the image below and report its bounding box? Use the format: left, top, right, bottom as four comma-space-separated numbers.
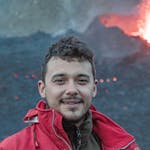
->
65, 81, 78, 96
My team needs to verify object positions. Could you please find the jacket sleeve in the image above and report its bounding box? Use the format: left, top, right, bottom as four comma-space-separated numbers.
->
0, 141, 8, 150
126, 141, 141, 150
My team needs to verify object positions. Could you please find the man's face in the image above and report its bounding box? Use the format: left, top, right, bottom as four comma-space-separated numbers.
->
38, 57, 97, 122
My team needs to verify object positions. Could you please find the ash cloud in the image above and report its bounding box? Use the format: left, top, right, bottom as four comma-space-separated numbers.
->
0, 0, 140, 37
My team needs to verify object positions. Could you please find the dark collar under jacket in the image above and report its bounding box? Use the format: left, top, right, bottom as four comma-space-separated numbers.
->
63, 111, 101, 150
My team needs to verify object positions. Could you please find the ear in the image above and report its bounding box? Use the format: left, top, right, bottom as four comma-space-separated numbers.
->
38, 80, 46, 98
93, 79, 98, 97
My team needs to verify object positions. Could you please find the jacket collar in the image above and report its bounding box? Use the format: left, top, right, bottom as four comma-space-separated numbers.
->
24, 100, 135, 150
24, 100, 72, 149
90, 106, 135, 149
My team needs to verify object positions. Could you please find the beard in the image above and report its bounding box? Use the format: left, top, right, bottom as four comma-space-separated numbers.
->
62, 110, 89, 127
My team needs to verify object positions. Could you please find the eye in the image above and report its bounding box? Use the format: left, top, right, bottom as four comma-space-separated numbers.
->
77, 79, 89, 85
53, 79, 65, 85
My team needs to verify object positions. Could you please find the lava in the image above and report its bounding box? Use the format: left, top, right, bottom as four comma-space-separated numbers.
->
99, 14, 139, 36
99, 0, 150, 44
137, 0, 150, 43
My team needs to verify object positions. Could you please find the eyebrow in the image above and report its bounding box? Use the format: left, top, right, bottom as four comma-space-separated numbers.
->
51, 73, 90, 79
77, 74, 90, 79
51, 74, 66, 79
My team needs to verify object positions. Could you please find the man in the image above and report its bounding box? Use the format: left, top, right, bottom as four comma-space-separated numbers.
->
0, 36, 140, 150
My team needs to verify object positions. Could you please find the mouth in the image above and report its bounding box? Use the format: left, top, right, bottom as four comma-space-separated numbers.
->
61, 100, 82, 105
60, 98, 83, 105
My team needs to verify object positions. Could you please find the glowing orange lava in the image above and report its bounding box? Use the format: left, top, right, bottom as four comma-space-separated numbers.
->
137, 0, 150, 43
99, 0, 150, 44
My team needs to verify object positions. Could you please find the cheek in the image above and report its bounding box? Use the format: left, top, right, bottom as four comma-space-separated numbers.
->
79, 87, 94, 99
46, 86, 64, 98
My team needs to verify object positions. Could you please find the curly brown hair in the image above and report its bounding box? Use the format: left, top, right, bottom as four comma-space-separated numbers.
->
41, 36, 96, 81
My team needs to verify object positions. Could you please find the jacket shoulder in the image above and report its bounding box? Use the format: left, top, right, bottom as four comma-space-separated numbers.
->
0, 126, 33, 150
90, 106, 141, 149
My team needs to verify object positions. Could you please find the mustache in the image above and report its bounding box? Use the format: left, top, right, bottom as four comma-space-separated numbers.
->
60, 96, 83, 102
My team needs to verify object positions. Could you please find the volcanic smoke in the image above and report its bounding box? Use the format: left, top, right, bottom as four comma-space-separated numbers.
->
99, 0, 150, 44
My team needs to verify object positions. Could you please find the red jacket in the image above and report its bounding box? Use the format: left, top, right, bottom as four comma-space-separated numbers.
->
0, 100, 140, 150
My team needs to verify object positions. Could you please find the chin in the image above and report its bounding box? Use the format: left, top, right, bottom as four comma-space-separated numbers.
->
62, 112, 85, 123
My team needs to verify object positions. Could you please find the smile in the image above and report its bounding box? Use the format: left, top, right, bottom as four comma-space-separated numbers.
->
61, 100, 82, 105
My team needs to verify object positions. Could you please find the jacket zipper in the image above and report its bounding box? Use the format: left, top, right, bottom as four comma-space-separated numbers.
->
76, 127, 81, 150
52, 109, 72, 150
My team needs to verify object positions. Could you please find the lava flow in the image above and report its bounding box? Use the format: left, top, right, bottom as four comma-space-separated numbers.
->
99, 0, 150, 44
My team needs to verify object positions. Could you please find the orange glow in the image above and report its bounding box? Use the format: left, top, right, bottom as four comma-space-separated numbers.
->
137, 0, 150, 43
112, 77, 118, 82
99, 0, 150, 44
99, 79, 104, 83
99, 14, 139, 36
141, 13, 150, 43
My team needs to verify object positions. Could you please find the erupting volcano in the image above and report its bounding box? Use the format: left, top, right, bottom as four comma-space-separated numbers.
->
99, 0, 150, 45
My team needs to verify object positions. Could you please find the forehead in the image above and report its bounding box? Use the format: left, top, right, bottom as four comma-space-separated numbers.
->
46, 57, 93, 77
